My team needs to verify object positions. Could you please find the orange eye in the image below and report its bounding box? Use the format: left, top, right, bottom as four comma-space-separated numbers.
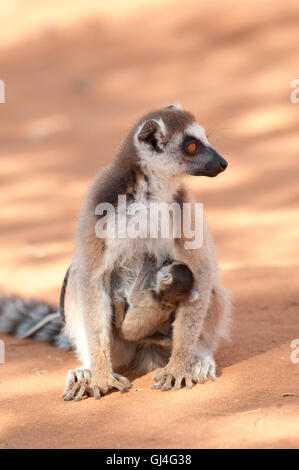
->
187, 142, 196, 153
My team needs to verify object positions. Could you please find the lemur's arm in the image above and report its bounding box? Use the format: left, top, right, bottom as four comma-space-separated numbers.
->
153, 241, 213, 391
63, 171, 131, 401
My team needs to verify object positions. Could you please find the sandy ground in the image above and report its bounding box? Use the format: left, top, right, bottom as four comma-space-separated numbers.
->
0, 0, 298, 449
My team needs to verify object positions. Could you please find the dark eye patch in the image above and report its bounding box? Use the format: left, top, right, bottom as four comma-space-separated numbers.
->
182, 136, 202, 155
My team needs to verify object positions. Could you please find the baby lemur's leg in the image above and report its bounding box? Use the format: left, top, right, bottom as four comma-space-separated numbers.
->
118, 262, 172, 342
112, 260, 155, 331
120, 261, 195, 342
120, 291, 170, 342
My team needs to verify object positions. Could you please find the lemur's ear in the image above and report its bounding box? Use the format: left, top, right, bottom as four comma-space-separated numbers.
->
160, 273, 173, 286
164, 103, 182, 111
137, 119, 166, 152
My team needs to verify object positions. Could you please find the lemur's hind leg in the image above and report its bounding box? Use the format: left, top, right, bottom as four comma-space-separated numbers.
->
192, 284, 231, 383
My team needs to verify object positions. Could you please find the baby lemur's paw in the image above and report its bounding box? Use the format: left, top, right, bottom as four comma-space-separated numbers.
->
152, 362, 194, 391
63, 369, 131, 401
191, 355, 217, 383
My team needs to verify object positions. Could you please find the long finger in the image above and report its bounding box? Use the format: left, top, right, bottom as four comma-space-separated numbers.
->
153, 368, 164, 382
74, 382, 88, 401
63, 382, 80, 401
93, 385, 102, 399
110, 377, 127, 392
62, 370, 75, 397
113, 373, 131, 389
208, 363, 217, 381
161, 374, 173, 391
152, 377, 166, 389
172, 375, 183, 391
185, 375, 193, 389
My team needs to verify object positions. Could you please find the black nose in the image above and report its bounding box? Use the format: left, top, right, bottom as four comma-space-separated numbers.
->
203, 150, 228, 177
186, 148, 228, 177
210, 152, 228, 173
219, 158, 228, 171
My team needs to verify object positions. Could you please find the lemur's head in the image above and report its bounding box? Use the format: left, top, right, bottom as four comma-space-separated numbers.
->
133, 104, 227, 177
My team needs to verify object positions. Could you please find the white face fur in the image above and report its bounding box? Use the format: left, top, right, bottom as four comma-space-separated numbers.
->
134, 117, 212, 177
133, 108, 227, 180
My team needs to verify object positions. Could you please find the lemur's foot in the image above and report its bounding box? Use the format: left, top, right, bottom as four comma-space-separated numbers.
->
191, 355, 217, 383
63, 369, 131, 401
91, 371, 131, 399
152, 361, 194, 391
63, 368, 92, 401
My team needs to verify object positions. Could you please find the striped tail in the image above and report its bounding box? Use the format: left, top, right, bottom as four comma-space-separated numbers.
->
0, 293, 71, 349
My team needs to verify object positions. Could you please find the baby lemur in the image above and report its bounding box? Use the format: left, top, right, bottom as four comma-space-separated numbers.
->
62, 104, 231, 401
114, 259, 197, 347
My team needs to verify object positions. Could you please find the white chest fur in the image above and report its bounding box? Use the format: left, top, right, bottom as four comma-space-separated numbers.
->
102, 172, 182, 273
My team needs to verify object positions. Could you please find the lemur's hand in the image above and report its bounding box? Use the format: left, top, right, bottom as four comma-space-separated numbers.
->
63, 368, 92, 401
90, 370, 131, 399
152, 359, 194, 391
63, 368, 131, 401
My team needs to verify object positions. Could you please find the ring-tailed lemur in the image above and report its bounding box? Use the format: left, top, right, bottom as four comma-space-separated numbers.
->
0, 104, 231, 401
62, 104, 231, 400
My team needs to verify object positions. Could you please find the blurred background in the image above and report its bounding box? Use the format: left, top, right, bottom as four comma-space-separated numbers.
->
0, 0, 299, 301
0, 0, 299, 449
0, 0, 298, 302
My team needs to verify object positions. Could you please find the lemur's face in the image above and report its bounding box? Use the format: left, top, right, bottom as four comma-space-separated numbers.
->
134, 104, 227, 177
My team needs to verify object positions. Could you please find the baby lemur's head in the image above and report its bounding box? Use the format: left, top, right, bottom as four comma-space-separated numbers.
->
131, 104, 227, 178
156, 261, 195, 302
